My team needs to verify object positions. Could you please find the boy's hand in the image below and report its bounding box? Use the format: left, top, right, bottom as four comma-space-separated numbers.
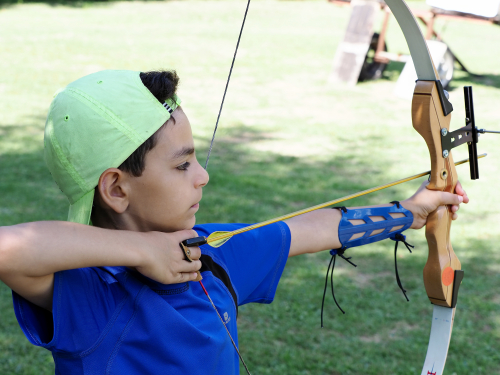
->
401, 180, 469, 230
136, 230, 202, 285
0, 223, 204, 311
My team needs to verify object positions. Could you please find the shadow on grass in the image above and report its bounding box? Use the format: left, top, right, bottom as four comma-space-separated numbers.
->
0, 125, 67, 226
194, 124, 413, 226
450, 72, 500, 89
363, 59, 500, 91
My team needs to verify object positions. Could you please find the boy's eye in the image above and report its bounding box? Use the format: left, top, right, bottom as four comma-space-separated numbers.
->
177, 162, 190, 171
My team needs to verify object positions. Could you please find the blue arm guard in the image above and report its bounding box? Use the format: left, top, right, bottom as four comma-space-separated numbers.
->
336, 202, 413, 249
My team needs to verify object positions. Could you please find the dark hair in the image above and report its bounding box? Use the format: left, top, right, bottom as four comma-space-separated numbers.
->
118, 70, 180, 177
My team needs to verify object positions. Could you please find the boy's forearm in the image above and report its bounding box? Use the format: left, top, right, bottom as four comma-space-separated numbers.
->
0, 221, 146, 278
285, 209, 342, 257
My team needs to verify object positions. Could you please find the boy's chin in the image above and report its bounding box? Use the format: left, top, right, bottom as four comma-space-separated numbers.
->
186, 215, 197, 229
164, 216, 197, 232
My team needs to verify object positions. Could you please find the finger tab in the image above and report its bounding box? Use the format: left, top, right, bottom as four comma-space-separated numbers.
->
179, 242, 193, 263
180, 240, 203, 281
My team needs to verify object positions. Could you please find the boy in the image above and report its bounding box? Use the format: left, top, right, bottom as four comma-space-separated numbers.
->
0, 69, 467, 374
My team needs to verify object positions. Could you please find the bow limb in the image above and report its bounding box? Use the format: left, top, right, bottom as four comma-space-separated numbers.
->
384, 1, 463, 374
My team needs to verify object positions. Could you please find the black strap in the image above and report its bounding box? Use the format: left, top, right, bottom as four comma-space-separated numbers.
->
390, 200, 401, 208
320, 247, 356, 327
392, 233, 414, 301
200, 254, 239, 316
332, 206, 348, 213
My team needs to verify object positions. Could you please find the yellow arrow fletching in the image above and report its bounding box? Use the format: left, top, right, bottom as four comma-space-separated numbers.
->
207, 231, 233, 248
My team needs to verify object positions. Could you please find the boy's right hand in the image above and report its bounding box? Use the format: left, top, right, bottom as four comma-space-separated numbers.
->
136, 230, 202, 285
0, 222, 203, 312
401, 180, 468, 230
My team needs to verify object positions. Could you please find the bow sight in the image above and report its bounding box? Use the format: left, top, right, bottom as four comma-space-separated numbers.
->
440, 86, 497, 180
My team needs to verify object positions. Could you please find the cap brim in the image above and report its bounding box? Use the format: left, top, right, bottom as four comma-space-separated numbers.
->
67, 189, 95, 225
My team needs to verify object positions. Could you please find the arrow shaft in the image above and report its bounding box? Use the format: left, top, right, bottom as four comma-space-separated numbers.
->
207, 153, 486, 245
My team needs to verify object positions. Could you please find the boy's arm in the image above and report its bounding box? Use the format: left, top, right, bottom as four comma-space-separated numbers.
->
0, 221, 202, 311
285, 181, 468, 257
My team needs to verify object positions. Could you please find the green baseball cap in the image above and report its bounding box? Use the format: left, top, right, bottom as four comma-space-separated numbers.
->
44, 70, 181, 225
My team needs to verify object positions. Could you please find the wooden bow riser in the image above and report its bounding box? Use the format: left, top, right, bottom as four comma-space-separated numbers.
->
412, 81, 461, 308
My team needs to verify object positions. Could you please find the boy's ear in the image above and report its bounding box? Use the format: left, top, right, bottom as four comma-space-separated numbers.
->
96, 168, 131, 214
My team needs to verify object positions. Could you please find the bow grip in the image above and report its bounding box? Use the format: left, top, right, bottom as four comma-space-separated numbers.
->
412, 81, 462, 308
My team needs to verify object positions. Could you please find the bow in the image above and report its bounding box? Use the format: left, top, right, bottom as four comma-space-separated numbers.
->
384, 1, 464, 373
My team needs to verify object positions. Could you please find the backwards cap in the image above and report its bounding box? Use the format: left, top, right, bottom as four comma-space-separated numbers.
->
44, 70, 181, 225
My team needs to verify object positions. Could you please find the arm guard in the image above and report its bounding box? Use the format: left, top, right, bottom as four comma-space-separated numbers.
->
337, 202, 413, 249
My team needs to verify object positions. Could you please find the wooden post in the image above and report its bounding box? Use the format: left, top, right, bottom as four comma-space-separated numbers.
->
329, 0, 379, 85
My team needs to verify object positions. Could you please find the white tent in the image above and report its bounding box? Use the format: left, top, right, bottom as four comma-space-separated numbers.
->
427, 0, 500, 19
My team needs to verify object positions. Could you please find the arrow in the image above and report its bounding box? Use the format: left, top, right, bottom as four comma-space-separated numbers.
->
201, 153, 486, 248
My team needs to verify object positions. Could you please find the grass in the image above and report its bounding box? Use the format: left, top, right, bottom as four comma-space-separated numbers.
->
1, 1, 500, 374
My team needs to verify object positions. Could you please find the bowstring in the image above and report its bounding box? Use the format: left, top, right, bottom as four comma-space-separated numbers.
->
201, 1, 253, 374
204, 0, 252, 170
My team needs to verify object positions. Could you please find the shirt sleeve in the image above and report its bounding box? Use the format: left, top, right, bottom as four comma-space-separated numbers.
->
194, 222, 290, 306
12, 267, 126, 354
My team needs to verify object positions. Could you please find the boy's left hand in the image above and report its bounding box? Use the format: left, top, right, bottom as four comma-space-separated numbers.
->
401, 180, 469, 230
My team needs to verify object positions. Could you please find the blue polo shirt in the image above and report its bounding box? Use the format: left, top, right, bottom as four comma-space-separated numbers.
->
12, 222, 290, 374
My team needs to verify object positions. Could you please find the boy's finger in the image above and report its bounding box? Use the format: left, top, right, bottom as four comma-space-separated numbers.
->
175, 229, 199, 243
177, 272, 200, 283
185, 229, 199, 240
179, 245, 201, 263
186, 246, 201, 261
440, 192, 463, 206
185, 272, 202, 282
454, 181, 470, 204
179, 260, 202, 273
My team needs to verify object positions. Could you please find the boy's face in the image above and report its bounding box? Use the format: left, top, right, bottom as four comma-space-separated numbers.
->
125, 107, 209, 232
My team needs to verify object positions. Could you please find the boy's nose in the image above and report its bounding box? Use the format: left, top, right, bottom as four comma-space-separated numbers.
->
197, 164, 209, 188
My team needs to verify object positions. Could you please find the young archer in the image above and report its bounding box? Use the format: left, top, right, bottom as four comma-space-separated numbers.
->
0, 70, 468, 374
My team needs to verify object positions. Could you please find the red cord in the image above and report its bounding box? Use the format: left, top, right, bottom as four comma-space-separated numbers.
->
199, 280, 209, 295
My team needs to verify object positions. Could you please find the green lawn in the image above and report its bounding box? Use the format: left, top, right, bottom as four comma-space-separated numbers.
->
1, 1, 500, 374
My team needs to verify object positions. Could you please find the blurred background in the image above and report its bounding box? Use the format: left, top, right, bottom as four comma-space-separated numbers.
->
1, 0, 499, 373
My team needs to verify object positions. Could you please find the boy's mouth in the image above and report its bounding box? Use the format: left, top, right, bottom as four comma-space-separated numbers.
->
191, 203, 199, 209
